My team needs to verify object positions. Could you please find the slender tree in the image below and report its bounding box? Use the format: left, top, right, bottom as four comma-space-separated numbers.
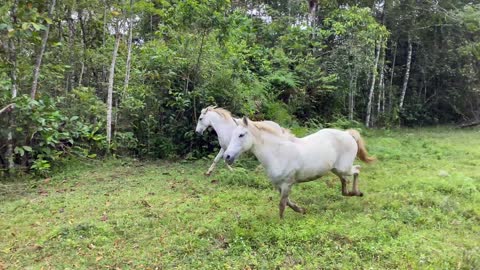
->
388, 40, 397, 113
78, 9, 88, 87
106, 21, 122, 148
6, 0, 19, 174
399, 35, 412, 110
123, 0, 134, 95
377, 44, 386, 115
31, 0, 56, 99
366, 42, 381, 127
308, 0, 318, 27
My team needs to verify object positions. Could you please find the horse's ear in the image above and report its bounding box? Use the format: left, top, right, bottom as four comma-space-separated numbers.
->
242, 116, 249, 126
233, 119, 239, 126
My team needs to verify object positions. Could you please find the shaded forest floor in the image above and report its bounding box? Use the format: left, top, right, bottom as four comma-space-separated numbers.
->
1, 127, 480, 269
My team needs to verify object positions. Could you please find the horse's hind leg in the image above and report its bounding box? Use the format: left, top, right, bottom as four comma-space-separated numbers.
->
287, 199, 306, 214
333, 165, 362, 196
332, 169, 351, 196
349, 165, 363, 197
339, 177, 350, 196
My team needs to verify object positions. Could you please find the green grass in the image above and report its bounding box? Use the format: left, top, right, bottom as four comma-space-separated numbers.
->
1, 127, 480, 269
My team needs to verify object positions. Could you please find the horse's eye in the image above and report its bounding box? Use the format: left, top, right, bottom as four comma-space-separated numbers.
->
239, 133, 245, 138
199, 118, 203, 121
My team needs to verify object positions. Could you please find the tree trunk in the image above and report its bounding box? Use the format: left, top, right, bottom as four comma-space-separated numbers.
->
106, 29, 122, 148
388, 40, 397, 113
399, 35, 412, 110
78, 9, 88, 87
377, 44, 386, 114
6, 1, 19, 174
66, 8, 76, 92
31, 0, 56, 99
308, 0, 318, 27
102, 1, 108, 84
348, 66, 357, 121
190, 29, 208, 122
365, 42, 381, 127
123, 0, 134, 96
377, 0, 386, 115
0, 104, 15, 115
7, 40, 17, 173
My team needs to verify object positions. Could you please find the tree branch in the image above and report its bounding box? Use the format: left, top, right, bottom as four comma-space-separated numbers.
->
0, 103, 15, 116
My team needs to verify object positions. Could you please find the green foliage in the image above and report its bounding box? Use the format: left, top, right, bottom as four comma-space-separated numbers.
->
2, 95, 105, 175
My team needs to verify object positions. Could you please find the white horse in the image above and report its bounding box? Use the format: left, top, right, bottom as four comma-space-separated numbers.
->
195, 106, 291, 176
223, 117, 375, 218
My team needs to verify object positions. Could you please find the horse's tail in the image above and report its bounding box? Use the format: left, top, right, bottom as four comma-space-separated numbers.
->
346, 129, 376, 164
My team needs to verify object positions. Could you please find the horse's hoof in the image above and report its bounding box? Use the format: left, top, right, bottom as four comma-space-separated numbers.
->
301, 208, 307, 215
358, 192, 364, 197
204, 172, 212, 176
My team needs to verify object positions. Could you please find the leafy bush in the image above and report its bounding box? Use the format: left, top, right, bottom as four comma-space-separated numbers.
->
1, 95, 105, 175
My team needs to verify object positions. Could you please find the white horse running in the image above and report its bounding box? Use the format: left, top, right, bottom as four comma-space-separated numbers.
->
223, 117, 375, 218
195, 106, 291, 176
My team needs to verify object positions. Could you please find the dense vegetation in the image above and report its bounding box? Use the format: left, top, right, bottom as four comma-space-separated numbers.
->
1, 0, 479, 174
1, 128, 479, 268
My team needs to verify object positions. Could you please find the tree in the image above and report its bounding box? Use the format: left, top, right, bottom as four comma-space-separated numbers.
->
365, 42, 381, 127
31, 0, 56, 99
106, 20, 122, 148
399, 35, 412, 110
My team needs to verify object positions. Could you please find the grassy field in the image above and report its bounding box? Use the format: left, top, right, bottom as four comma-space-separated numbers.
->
1, 127, 480, 269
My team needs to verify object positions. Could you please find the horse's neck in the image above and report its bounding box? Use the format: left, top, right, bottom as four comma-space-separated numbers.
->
210, 114, 236, 146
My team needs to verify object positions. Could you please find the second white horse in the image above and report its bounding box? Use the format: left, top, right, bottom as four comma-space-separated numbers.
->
195, 106, 291, 175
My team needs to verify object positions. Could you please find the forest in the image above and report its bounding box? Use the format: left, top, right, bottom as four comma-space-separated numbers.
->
0, 0, 479, 174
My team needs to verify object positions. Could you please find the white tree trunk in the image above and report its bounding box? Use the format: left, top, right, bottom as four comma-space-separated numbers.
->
365, 43, 381, 127
123, 0, 134, 95
102, 1, 108, 83
31, 0, 56, 99
78, 9, 87, 87
66, 9, 76, 92
377, 45, 386, 114
348, 67, 357, 121
388, 41, 397, 113
7, 40, 17, 172
107, 30, 122, 147
6, 1, 19, 173
399, 36, 412, 109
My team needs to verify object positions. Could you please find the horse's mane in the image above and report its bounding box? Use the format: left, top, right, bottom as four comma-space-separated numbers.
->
202, 106, 295, 139
212, 107, 233, 119
202, 106, 233, 120
251, 121, 295, 140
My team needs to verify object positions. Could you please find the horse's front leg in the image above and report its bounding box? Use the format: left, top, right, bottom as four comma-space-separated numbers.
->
278, 183, 294, 219
205, 148, 225, 176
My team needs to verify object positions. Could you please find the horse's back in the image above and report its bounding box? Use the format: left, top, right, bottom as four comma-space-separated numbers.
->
297, 128, 357, 168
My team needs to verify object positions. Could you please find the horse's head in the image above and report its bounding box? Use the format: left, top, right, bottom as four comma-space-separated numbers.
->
195, 106, 216, 135
224, 117, 255, 165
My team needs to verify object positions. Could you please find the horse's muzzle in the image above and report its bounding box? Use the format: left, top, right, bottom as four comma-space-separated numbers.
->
224, 154, 235, 165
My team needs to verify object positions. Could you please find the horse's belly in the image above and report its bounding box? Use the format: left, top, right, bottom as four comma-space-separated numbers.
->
295, 163, 331, 182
